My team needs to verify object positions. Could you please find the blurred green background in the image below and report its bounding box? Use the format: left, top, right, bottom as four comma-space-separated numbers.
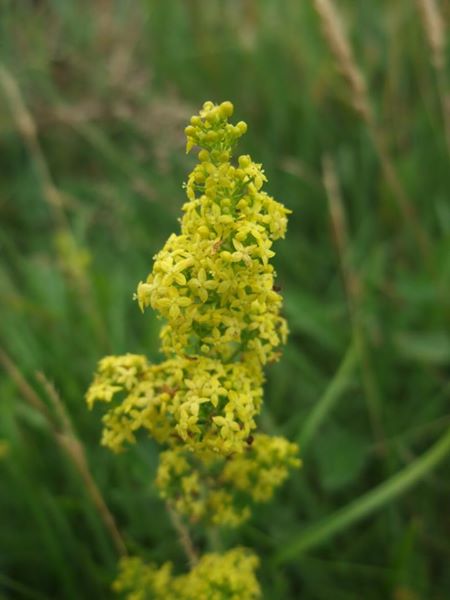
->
1, 1, 449, 598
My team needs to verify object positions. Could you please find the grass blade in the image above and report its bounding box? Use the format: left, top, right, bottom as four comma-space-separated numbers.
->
276, 426, 450, 563
298, 341, 358, 451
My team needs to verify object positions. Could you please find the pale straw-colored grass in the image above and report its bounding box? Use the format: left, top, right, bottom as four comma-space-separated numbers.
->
417, 0, 446, 70
313, 0, 371, 121
416, 0, 450, 152
0, 63, 108, 343
313, 0, 430, 260
0, 348, 128, 557
321, 155, 385, 450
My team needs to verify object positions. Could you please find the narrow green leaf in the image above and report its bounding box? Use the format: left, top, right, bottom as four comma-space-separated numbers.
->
314, 425, 369, 491
394, 331, 450, 365
298, 341, 357, 450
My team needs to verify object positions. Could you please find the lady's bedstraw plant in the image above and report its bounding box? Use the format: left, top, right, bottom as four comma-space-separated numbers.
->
87, 101, 300, 599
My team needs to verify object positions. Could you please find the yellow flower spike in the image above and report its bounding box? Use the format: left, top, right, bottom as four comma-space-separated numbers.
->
86, 101, 300, 598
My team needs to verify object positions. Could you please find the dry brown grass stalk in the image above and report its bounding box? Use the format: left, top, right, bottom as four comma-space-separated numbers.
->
36, 372, 128, 557
313, 0, 430, 260
0, 63, 68, 231
0, 347, 127, 557
417, 0, 446, 70
416, 0, 450, 153
166, 502, 199, 568
313, 0, 371, 120
321, 155, 386, 450
0, 62, 108, 345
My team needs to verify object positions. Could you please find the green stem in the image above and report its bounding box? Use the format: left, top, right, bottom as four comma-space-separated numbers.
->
298, 340, 357, 451
276, 426, 450, 564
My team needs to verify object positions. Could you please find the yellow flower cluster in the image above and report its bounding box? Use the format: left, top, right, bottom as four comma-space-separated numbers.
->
87, 100, 294, 459
87, 101, 301, 598
136, 99, 290, 367
113, 548, 260, 600
87, 353, 262, 455
156, 434, 301, 527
